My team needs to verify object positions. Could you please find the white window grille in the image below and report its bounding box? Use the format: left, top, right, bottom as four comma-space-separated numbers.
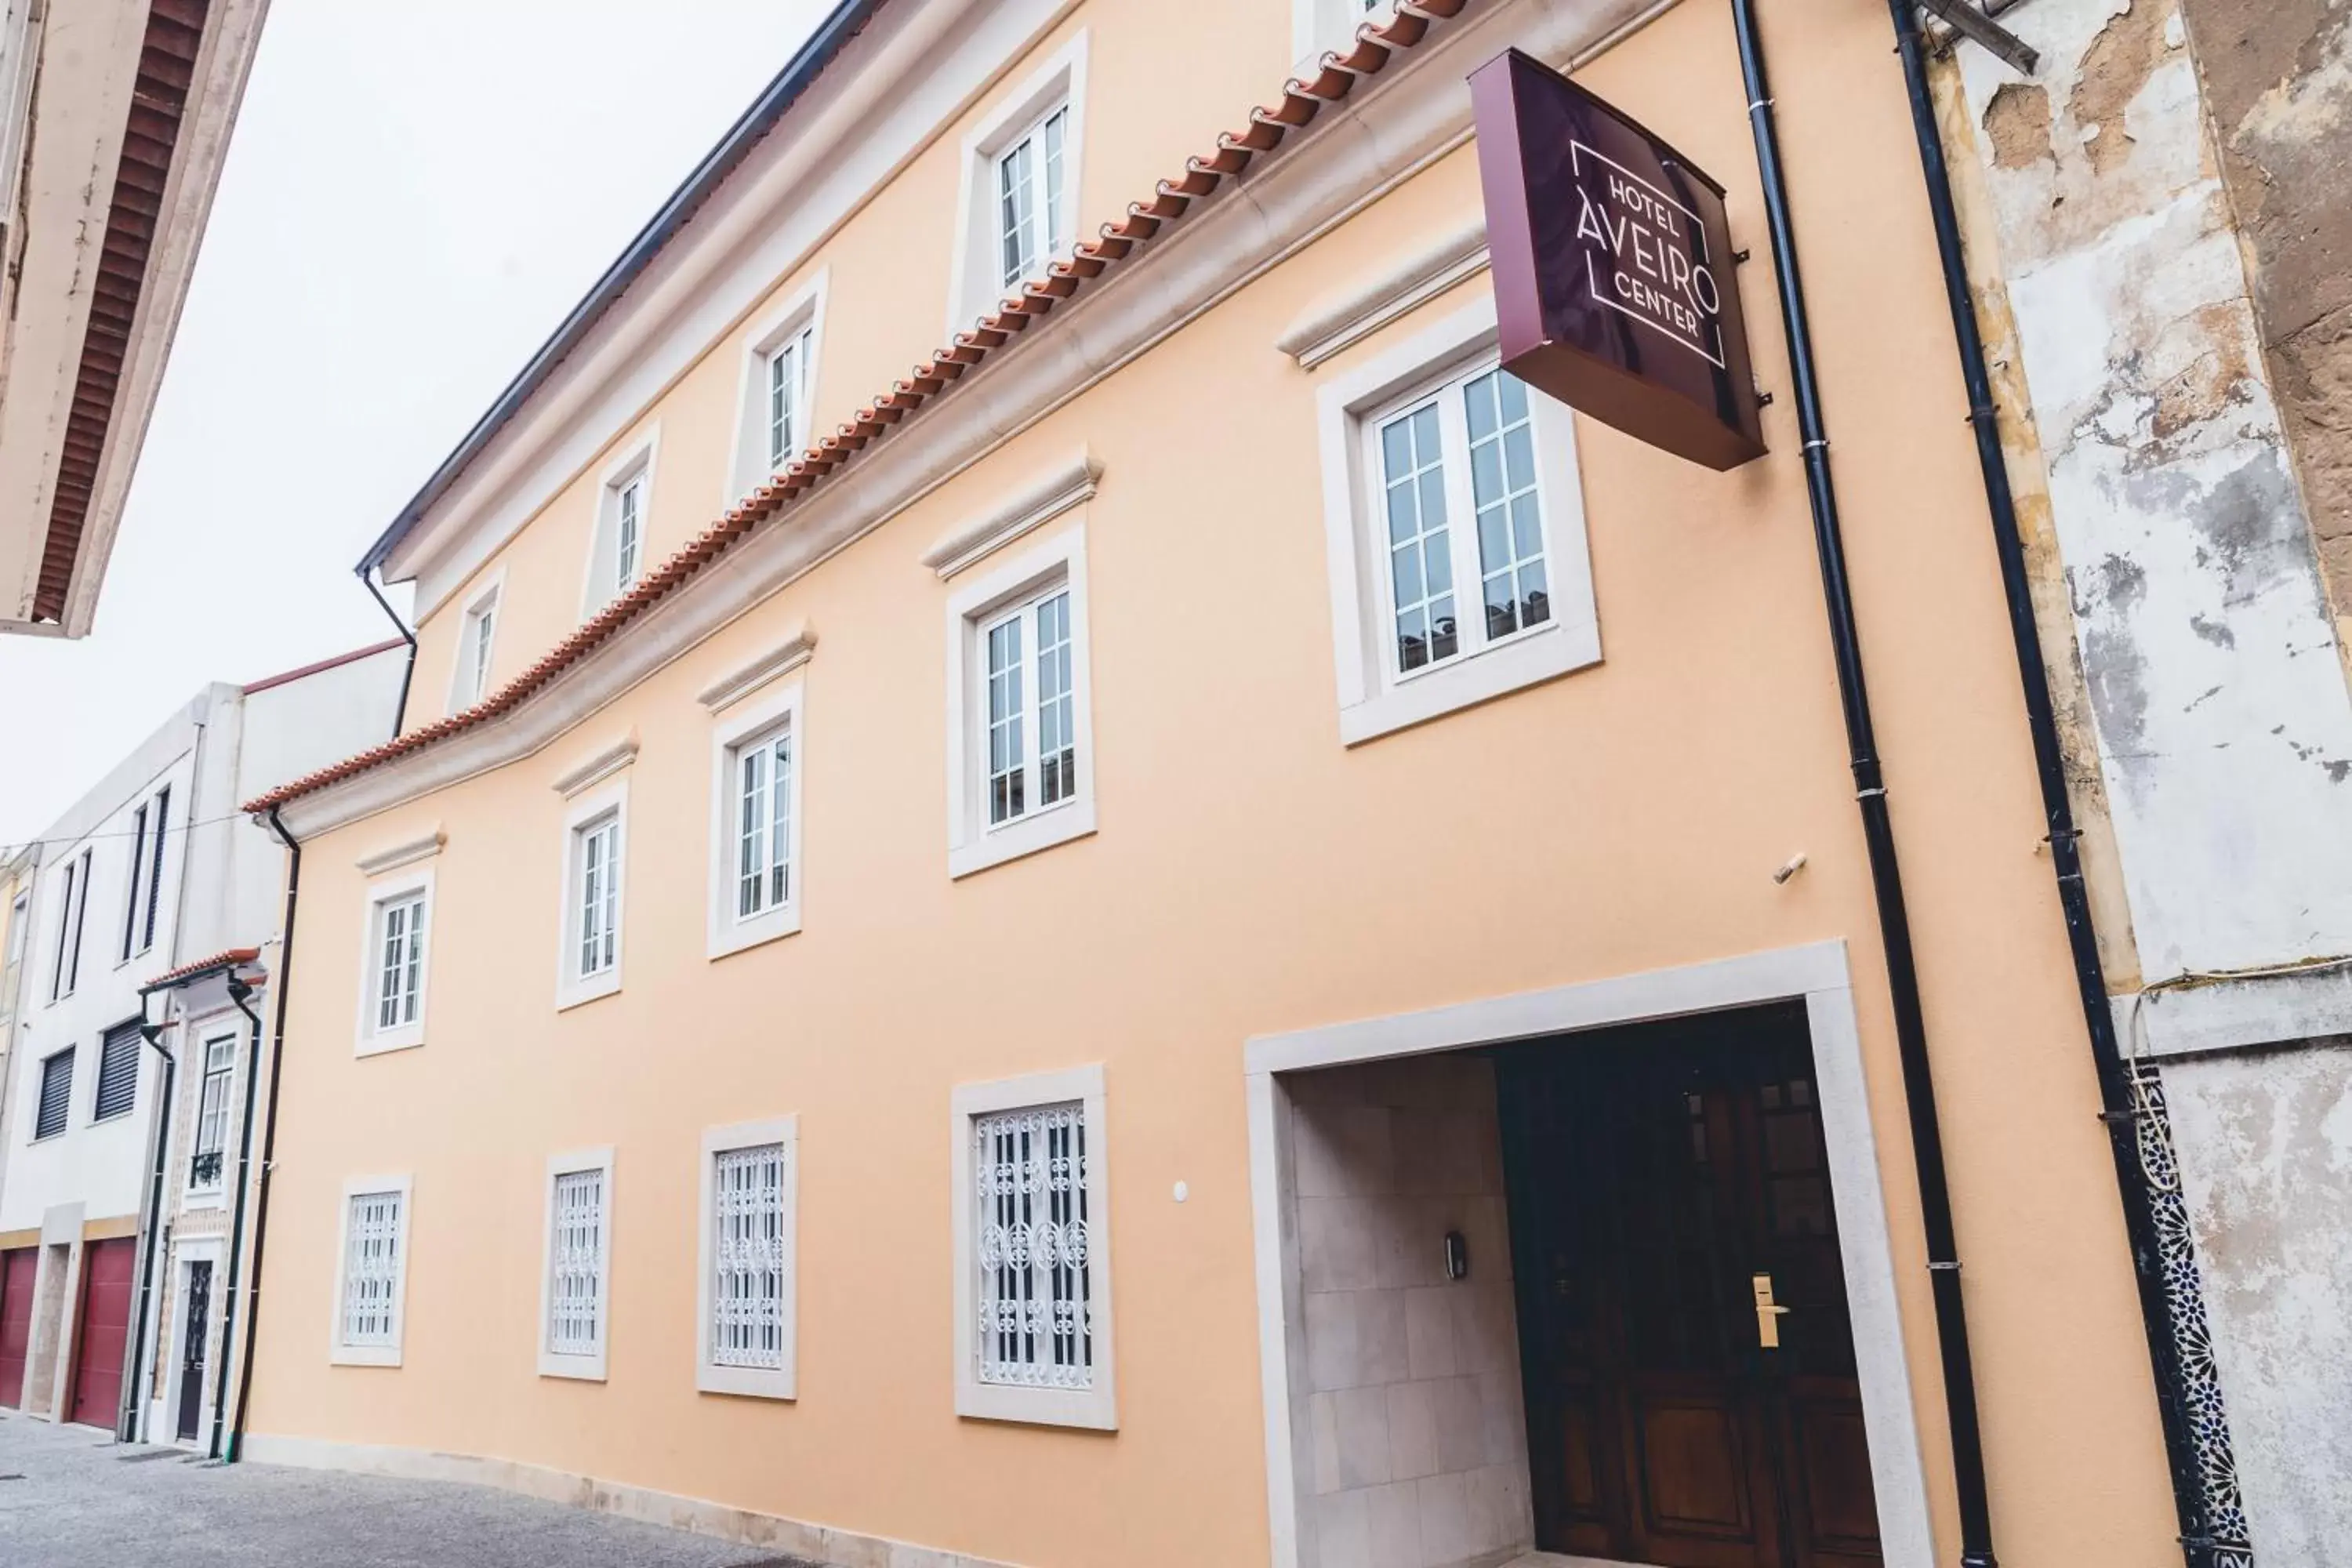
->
465, 592, 498, 705
973, 1102, 1093, 1391
1315, 298, 1600, 745
615, 474, 643, 591
982, 587, 1076, 829
995, 104, 1067, 289
576, 816, 619, 979
547, 1167, 605, 1359
766, 325, 813, 472
376, 893, 425, 1030
339, 1190, 404, 1347
734, 728, 791, 920
710, 1142, 787, 1370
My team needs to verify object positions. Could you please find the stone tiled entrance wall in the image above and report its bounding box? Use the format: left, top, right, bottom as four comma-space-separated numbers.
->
1283, 1052, 1534, 1568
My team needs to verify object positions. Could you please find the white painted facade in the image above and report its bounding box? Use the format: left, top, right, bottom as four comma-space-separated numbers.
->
0, 645, 405, 1432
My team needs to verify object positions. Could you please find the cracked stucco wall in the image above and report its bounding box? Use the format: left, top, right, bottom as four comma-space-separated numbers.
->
1949, 0, 2352, 985
2161, 1040, 2352, 1563
2176, 0, 2352, 652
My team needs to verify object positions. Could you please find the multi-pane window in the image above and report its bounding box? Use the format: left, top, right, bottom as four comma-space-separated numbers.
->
34, 1048, 73, 1140
973, 1101, 1094, 1391
996, 104, 1069, 289
339, 1189, 404, 1348
375, 893, 426, 1032
461, 591, 499, 707
1371, 365, 1553, 676
732, 728, 792, 920
575, 815, 620, 979
765, 326, 813, 472
547, 1167, 606, 1359
983, 587, 1076, 828
710, 1143, 787, 1370
615, 475, 643, 592
191, 1035, 234, 1189
2, 891, 27, 1024
92, 1022, 140, 1123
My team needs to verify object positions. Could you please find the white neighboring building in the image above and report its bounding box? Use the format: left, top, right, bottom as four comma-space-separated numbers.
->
0, 641, 402, 1436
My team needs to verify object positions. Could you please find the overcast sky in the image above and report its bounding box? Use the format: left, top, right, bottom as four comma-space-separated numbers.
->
0, 0, 829, 847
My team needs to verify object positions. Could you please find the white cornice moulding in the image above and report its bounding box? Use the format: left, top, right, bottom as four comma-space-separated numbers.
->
354, 828, 446, 878
698, 622, 817, 713
1276, 217, 1489, 369
921, 451, 1100, 579
273, 0, 1675, 841
550, 735, 640, 798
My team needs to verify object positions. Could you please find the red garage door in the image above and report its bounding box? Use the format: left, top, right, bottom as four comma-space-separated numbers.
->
0, 1247, 34, 1408
68, 1238, 134, 1429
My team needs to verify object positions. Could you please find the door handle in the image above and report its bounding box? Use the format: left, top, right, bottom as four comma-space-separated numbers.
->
1751, 1272, 1791, 1349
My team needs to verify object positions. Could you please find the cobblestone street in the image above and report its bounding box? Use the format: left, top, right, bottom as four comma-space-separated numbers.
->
0, 1413, 811, 1568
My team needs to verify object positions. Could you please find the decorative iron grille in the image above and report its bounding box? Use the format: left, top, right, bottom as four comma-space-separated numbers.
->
711, 1142, 787, 1370
974, 1101, 1092, 1390
2132, 1062, 2254, 1567
339, 1190, 403, 1347
548, 1169, 604, 1356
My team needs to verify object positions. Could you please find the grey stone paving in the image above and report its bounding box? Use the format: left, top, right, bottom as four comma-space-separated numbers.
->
0, 1410, 815, 1567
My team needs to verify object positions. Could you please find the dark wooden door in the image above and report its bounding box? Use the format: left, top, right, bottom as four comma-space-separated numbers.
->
0, 1247, 34, 1408
68, 1237, 135, 1430
1497, 1004, 1881, 1568
176, 1261, 212, 1442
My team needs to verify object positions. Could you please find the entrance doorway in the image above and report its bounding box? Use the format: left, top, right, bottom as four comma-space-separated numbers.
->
1497, 1003, 1878, 1566
176, 1260, 212, 1443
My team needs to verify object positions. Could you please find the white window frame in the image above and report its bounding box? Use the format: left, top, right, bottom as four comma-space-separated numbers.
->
48, 844, 90, 1003
728, 270, 828, 503
582, 430, 659, 619
695, 1115, 799, 1400
555, 779, 628, 1011
329, 1173, 412, 1368
946, 31, 1088, 339
354, 866, 434, 1057
188, 1029, 237, 1200
446, 568, 506, 714
538, 1146, 614, 1381
950, 1063, 1115, 1431
943, 526, 1096, 879
706, 678, 806, 960
1316, 296, 1601, 746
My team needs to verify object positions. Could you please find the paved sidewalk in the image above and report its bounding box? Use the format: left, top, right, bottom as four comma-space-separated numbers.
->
0, 1411, 815, 1567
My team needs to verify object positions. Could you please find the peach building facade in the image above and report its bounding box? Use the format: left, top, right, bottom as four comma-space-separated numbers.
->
230, 3, 2196, 1566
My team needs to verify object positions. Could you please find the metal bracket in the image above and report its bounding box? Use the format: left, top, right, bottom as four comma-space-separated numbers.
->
1918, 0, 2039, 74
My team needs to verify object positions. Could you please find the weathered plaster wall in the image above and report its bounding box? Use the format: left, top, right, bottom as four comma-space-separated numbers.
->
2176, 0, 2352, 649
2160, 1040, 2352, 1564
1951, 0, 2352, 982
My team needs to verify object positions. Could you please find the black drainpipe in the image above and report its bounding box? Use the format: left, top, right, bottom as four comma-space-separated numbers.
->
122, 1000, 175, 1443
225, 805, 301, 1464
1728, 4, 1998, 1563
1883, 8, 2211, 1562
358, 564, 417, 736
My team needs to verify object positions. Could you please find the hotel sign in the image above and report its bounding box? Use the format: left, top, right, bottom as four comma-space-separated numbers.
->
1469, 49, 1767, 470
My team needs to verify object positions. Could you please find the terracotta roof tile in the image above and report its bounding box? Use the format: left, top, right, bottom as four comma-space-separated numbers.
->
245, 2, 1457, 819
144, 946, 263, 991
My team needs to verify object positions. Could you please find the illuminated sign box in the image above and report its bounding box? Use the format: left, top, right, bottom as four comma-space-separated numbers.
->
1469, 48, 1767, 470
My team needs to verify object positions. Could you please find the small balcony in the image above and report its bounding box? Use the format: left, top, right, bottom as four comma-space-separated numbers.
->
188, 1148, 223, 1190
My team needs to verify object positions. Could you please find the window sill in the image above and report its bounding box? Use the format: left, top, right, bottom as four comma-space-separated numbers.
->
537, 1352, 608, 1383
555, 969, 622, 1013
707, 905, 803, 963
949, 797, 1096, 880
955, 1379, 1117, 1432
1339, 616, 1601, 746
329, 1343, 401, 1369
697, 1364, 797, 1401
356, 1027, 425, 1059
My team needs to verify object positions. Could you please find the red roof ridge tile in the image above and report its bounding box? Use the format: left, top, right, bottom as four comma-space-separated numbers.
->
144, 946, 264, 991
243, 3, 1452, 821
